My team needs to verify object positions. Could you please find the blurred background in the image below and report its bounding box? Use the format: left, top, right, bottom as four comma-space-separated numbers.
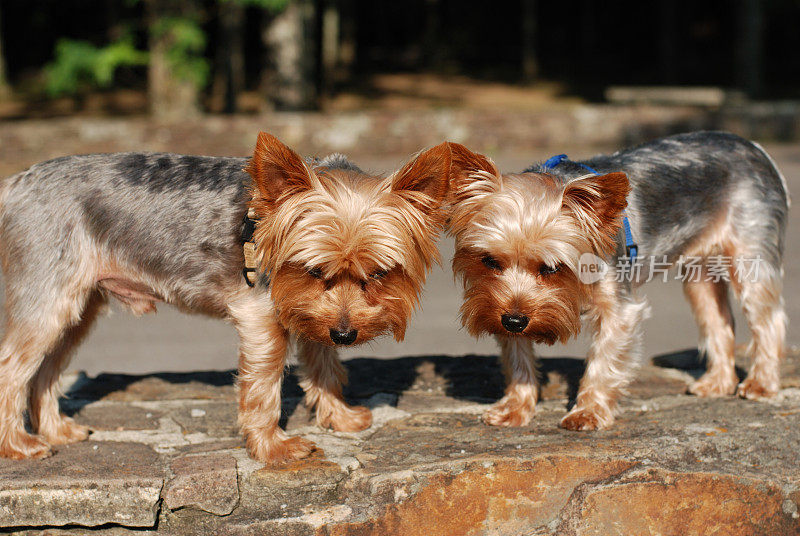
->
0, 0, 797, 375
1, 0, 799, 116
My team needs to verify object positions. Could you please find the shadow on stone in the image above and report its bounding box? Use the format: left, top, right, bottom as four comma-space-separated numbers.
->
61, 354, 591, 421
346, 354, 585, 406
62, 369, 305, 429
651, 348, 747, 381
67, 369, 238, 400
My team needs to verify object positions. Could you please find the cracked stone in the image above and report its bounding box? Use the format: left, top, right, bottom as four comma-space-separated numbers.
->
573, 469, 800, 536
330, 457, 635, 535
164, 453, 239, 516
0, 441, 163, 528
238, 449, 347, 519
1, 349, 798, 533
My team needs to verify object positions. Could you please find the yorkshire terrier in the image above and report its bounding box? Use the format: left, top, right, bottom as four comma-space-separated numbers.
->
446, 131, 789, 430
0, 132, 451, 462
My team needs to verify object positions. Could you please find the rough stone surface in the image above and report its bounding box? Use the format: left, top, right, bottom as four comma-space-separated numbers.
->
164, 453, 239, 516
573, 469, 796, 536
0, 441, 163, 528
2, 350, 800, 534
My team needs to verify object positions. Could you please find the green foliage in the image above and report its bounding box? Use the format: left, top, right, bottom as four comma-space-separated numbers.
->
222, 0, 290, 14
44, 0, 289, 98
151, 17, 210, 89
44, 36, 148, 97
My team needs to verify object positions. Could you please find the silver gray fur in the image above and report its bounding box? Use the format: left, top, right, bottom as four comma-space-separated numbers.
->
525, 131, 790, 276
0, 152, 357, 324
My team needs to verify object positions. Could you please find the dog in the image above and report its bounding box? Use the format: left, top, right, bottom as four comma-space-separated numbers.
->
0, 132, 452, 463
445, 131, 789, 430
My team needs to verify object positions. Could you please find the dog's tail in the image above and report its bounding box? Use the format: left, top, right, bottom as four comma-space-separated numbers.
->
751, 141, 791, 209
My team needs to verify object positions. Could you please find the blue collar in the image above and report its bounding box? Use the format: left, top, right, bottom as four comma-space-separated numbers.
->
543, 154, 638, 259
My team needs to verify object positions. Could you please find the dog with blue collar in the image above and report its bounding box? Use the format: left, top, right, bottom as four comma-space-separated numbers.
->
445, 131, 789, 431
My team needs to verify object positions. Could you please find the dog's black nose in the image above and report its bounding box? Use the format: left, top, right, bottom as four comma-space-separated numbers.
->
501, 314, 529, 333
330, 328, 358, 345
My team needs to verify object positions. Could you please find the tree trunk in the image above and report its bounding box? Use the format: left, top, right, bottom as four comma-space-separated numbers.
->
147, 0, 202, 119
736, 0, 763, 98
319, 0, 339, 98
262, 0, 319, 110
521, 0, 538, 81
212, 1, 245, 113
106, 0, 123, 41
658, 0, 677, 84
337, 0, 356, 79
0, 4, 11, 99
422, 0, 441, 69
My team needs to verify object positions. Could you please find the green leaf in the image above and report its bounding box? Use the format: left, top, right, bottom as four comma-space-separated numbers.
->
221, 0, 290, 13
44, 36, 148, 97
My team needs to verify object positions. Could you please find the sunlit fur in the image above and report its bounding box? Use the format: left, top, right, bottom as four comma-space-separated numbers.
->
0, 132, 451, 464
234, 133, 451, 463
448, 156, 628, 344
445, 132, 789, 432
446, 143, 630, 429
247, 133, 449, 345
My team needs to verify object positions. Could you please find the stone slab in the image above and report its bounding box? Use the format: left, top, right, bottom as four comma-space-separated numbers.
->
238, 450, 347, 519
0, 442, 163, 528
164, 453, 239, 515
1, 350, 798, 533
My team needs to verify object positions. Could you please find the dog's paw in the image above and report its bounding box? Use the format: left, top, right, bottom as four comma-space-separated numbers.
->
560, 407, 612, 431
737, 377, 778, 400
688, 372, 738, 398
322, 404, 372, 433
41, 416, 91, 446
0, 432, 52, 460
249, 435, 316, 466
483, 397, 535, 427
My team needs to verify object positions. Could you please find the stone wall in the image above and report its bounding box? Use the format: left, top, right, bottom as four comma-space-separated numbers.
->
2, 103, 800, 177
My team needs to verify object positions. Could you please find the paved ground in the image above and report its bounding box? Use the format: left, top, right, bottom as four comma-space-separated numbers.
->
2, 350, 799, 534
38, 144, 797, 376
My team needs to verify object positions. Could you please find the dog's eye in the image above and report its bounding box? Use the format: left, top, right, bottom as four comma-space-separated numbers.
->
361, 269, 389, 291
482, 255, 503, 271
371, 269, 389, 280
539, 263, 560, 276
307, 267, 324, 279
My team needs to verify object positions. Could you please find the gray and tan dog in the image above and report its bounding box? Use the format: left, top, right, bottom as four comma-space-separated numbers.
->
446, 131, 789, 431
0, 132, 453, 462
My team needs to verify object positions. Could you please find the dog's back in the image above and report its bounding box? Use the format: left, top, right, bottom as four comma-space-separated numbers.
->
583, 132, 789, 264
0, 153, 253, 318
585, 131, 789, 400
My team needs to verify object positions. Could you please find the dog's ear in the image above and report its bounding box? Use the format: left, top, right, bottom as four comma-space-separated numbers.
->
246, 132, 315, 207
562, 172, 630, 255
446, 143, 501, 200
391, 142, 452, 214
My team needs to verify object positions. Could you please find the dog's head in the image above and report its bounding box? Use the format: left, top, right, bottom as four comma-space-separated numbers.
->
245, 132, 451, 346
446, 143, 629, 342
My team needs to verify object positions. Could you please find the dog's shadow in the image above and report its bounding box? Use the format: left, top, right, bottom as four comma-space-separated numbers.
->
63, 349, 747, 424
62, 354, 591, 424
651, 348, 747, 382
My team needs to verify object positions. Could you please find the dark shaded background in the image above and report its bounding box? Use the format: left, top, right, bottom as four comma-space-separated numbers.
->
0, 0, 797, 116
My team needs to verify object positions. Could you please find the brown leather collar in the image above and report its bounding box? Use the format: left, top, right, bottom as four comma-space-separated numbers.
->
241, 208, 260, 287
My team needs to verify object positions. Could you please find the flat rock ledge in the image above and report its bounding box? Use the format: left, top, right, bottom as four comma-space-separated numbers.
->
2, 350, 799, 535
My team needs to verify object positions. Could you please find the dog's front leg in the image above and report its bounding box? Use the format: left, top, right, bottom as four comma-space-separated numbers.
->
483, 336, 539, 427
561, 279, 649, 431
297, 339, 372, 432
229, 290, 315, 464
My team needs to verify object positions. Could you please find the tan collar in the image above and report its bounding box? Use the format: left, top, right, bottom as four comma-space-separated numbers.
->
242, 207, 259, 287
